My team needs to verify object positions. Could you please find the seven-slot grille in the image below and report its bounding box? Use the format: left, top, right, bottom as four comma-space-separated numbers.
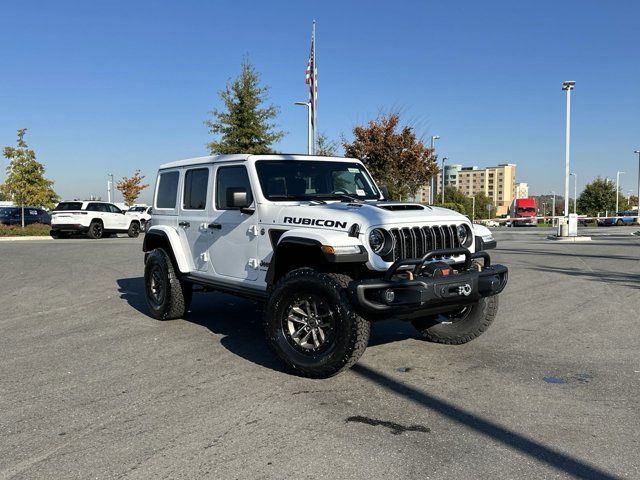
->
383, 225, 461, 262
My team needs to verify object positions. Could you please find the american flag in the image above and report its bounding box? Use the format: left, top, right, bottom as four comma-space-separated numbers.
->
305, 22, 317, 129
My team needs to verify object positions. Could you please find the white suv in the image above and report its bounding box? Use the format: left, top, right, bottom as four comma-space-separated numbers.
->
142, 154, 508, 378
126, 206, 152, 231
51, 201, 142, 239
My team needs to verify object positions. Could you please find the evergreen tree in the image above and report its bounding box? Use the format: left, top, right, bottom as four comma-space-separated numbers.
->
1, 129, 58, 226
205, 60, 285, 154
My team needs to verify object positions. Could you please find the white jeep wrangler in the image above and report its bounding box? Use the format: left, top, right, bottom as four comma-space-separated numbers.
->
143, 154, 508, 378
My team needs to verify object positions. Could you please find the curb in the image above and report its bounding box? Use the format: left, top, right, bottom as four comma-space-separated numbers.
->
546, 235, 592, 242
0, 236, 54, 242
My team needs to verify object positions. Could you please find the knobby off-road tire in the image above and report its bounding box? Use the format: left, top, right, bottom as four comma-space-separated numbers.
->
411, 296, 499, 345
128, 221, 141, 238
87, 221, 104, 239
264, 268, 370, 378
144, 248, 192, 320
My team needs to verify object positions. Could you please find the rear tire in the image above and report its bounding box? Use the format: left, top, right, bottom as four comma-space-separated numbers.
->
264, 268, 370, 378
128, 221, 141, 238
144, 248, 191, 320
87, 221, 104, 239
411, 296, 499, 345
616, 219, 623, 226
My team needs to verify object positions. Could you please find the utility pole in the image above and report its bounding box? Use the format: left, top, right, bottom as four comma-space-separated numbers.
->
107, 174, 114, 203
562, 81, 575, 218
551, 191, 556, 227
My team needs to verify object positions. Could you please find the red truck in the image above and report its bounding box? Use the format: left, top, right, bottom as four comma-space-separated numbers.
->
510, 198, 537, 226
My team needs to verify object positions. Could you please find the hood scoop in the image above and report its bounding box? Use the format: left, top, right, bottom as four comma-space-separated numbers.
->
375, 203, 425, 211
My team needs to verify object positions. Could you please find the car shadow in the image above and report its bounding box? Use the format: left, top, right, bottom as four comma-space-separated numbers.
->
116, 277, 423, 371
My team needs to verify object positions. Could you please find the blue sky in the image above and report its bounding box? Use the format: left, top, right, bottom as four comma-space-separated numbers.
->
1, 0, 639, 203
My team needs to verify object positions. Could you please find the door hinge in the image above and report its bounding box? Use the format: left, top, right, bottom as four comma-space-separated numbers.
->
248, 225, 259, 236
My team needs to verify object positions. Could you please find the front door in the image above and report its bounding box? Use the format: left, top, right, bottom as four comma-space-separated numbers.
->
208, 164, 259, 281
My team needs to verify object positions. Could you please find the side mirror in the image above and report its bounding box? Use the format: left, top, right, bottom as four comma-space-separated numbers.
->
226, 187, 250, 209
379, 186, 390, 201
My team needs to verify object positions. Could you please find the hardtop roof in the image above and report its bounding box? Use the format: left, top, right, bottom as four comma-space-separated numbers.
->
158, 154, 361, 170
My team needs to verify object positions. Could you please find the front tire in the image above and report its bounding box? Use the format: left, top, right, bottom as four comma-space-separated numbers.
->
264, 268, 370, 378
128, 221, 141, 238
144, 248, 192, 320
411, 296, 499, 345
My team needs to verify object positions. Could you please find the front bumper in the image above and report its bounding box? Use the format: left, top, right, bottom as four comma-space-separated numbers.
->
351, 248, 508, 314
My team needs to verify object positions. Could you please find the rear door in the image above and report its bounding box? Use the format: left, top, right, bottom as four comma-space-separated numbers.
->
208, 164, 259, 281
179, 166, 213, 272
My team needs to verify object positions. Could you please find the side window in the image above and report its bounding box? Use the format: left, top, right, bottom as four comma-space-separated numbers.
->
87, 203, 106, 212
183, 168, 209, 210
216, 166, 253, 210
108, 204, 123, 214
156, 171, 180, 209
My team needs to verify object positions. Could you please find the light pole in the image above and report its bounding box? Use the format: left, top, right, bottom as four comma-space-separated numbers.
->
295, 102, 313, 155
562, 81, 575, 218
551, 191, 556, 226
107, 173, 114, 202
472, 195, 476, 222
441, 157, 448, 204
616, 170, 625, 215
634, 150, 640, 220
429, 135, 440, 204
570, 172, 577, 213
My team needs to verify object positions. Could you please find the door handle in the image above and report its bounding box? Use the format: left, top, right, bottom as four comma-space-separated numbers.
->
208, 222, 222, 230
179, 221, 190, 227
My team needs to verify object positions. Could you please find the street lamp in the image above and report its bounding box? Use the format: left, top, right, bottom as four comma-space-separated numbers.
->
441, 157, 448, 204
429, 135, 440, 204
634, 150, 640, 220
294, 102, 313, 155
616, 170, 625, 215
562, 81, 575, 218
107, 173, 114, 203
550, 191, 556, 226
570, 172, 577, 214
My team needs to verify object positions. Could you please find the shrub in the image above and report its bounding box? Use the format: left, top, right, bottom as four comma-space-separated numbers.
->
0, 223, 51, 237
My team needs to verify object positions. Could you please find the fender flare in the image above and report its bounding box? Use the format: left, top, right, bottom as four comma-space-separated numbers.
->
143, 226, 193, 273
265, 233, 367, 286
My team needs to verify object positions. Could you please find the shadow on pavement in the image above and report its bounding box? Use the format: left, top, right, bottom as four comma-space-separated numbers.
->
116, 277, 425, 371
352, 364, 622, 480
528, 265, 639, 289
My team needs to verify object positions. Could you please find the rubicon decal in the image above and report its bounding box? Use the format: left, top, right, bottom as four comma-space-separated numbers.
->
283, 216, 348, 229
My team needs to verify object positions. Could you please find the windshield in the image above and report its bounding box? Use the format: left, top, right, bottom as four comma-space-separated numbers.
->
517, 207, 536, 213
54, 202, 84, 211
255, 160, 380, 201
128, 207, 146, 212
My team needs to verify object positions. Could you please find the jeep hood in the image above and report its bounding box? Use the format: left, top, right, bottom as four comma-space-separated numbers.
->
265, 201, 469, 230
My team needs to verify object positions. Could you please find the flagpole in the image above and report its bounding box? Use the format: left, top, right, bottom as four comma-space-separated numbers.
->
312, 20, 316, 155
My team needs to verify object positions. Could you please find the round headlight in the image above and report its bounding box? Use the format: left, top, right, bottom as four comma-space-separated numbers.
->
457, 224, 472, 247
369, 228, 386, 254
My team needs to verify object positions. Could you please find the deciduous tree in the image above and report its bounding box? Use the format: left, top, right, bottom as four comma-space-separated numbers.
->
116, 170, 148, 206
577, 177, 618, 216
343, 113, 438, 200
205, 59, 285, 154
1, 129, 58, 226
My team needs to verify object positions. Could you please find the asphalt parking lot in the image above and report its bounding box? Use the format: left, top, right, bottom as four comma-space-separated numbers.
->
1, 227, 639, 480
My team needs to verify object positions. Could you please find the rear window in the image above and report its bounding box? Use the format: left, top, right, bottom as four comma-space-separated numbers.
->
156, 171, 180, 209
183, 168, 209, 210
54, 202, 84, 211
